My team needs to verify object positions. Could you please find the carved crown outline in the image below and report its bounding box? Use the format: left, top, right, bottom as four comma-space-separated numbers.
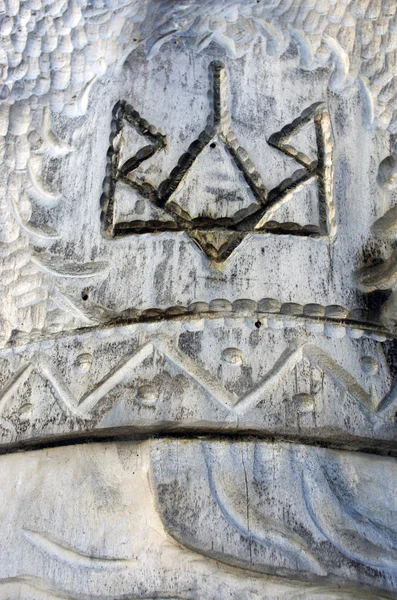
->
101, 61, 336, 262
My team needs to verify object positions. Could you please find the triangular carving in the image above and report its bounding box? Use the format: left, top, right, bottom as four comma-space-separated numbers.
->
101, 62, 335, 262
0, 343, 378, 428
189, 229, 245, 263
167, 135, 259, 221
259, 177, 320, 231
118, 103, 167, 181
266, 102, 334, 237
101, 101, 168, 236
285, 118, 318, 164
114, 180, 175, 227
267, 102, 323, 169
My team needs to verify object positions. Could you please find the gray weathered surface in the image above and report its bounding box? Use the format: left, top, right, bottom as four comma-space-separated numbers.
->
0, 440, 395, 598
0, 321, 396, 449
0, 34, 397, 450
1, 0, 397, 596
152, 439, 397, 590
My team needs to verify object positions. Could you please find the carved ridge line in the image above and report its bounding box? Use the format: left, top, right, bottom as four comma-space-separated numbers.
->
2, 431, 397, 458
23, 529, 138, 569
304, 346, 376, 413
235, 343, 375, 416
0, 576, 75, 600
0, 575, 187, 600
33, 343, 155, 417
202, 442, 327, 576
302, 460, 397, 572
154, 340, 236, 409
232, 345, 304, 413
38, 359, 87, 418
0, 364, 33, 415
15, 341, 236, 416
2, 303, 392, 353
374, 379, 397, 416
79, 342, 154, 413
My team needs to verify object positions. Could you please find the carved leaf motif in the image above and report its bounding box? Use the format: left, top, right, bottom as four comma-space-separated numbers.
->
303, 453, 397, 570
63, 75, 97, 118
322, 35, 349, 91
32, 253, 109, 278
11, 196, 60, 245
35, 108, 73, 159
202, 443, 326, 576
26, 159, 61, 206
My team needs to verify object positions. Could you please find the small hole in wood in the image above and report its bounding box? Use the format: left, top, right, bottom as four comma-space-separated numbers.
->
210, 142, 217, 149
255, 320, 262, 329
81, 290, 89, 301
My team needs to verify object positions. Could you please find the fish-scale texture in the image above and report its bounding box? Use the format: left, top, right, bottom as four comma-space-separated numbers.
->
0, 1, 396, 125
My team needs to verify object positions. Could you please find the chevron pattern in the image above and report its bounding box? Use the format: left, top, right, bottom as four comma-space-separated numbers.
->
0, 341, 380, 424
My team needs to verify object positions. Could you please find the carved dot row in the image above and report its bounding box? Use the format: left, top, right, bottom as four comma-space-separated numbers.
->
109, 298, 390, 341
5, 298, 390, 351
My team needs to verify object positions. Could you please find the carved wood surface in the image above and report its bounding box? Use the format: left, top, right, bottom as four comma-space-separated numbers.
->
0, 440, 395, 598
1, 0, 397, 596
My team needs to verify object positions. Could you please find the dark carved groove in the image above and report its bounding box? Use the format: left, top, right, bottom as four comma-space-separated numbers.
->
100, 63, 335, 260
